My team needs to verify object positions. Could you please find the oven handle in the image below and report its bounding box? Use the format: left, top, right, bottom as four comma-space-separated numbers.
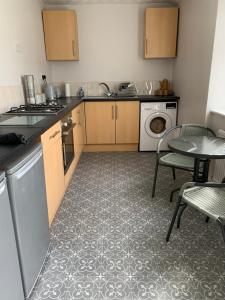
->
62, 123, 76, 136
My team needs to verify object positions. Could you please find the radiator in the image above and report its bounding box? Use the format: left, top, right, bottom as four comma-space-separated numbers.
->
211, 129, 225, 182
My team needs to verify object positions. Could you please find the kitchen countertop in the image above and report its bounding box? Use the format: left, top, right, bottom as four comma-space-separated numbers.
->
0, 95, 179, 168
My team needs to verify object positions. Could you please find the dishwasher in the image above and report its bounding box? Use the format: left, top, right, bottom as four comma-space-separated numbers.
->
5, 144, 50, 298
0, 172, 24, 300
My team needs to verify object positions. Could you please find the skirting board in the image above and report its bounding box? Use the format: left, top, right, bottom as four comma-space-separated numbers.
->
84, 144, 138, 152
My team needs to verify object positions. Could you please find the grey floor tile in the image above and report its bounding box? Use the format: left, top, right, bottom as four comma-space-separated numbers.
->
29, 152, 225, 300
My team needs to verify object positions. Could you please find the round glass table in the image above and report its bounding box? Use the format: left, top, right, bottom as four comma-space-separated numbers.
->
168, 136, 225, 182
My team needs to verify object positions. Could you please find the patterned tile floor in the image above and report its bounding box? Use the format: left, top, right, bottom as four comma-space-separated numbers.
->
30, 152, 225, 300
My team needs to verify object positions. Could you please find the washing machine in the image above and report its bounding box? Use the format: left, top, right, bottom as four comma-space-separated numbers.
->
140, 102, 177, 151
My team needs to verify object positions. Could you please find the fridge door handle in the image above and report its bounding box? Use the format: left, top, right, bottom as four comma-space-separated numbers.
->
0, 178, 6, 194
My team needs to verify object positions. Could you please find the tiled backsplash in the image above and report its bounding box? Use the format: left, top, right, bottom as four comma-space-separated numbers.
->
0, 80, 165, 114
54, 80, 162, 97
0, 86, 25, 114
0, 84, 42, 114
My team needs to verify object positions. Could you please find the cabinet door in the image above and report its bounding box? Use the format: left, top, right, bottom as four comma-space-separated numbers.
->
145, 7, 178, 58
72, 105, 82, 162
42, 10, 79, 61
42, 132, 64, 225
85, 102, 116, 144
116, 101, 140, 144
79, 102, 86, 148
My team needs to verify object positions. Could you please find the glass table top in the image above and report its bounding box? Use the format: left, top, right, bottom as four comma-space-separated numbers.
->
0, 115, 46, 126
168, 136, 225, 159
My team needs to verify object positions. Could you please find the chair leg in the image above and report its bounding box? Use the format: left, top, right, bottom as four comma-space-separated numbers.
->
172, 168, 176, 180
152, 159, 159, 198
170, 187, 180, 203
166, 196, 182, 242
205, 216, 210, 223
177, 203, 187, 228
217, 218, 225, 243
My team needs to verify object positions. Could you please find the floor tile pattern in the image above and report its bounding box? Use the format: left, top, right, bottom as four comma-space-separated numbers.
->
30, 152, 225, 300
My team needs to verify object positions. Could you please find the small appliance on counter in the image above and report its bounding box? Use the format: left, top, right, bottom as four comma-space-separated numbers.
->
117, 82, 138, 97
22, 75, 36, 104
42, 75, 56, 101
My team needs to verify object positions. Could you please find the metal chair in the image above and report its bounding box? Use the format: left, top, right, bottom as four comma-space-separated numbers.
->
166, 181, 225, 243
151, 124, 215, 199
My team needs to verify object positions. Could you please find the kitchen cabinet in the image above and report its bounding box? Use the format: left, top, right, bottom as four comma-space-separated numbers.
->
116, 101, 139, 144
144, 7, 179, 58
42, 10, 79, 61
72, 103, 85, 163
85, 102, 116, 144
41, 122, 65, 225
85, 101, 139, 146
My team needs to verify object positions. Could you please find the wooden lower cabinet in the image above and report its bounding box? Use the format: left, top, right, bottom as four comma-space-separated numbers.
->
41, 122, 65, 225
116, 101, 140, 144
72, 103, 85, 160
85, 102, 115, 144
65, 103, 85, 188
85, 101, 139, 147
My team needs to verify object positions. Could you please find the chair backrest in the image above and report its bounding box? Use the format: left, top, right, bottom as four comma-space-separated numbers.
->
157, 125, 182, 153
180, 124, 215, 137
157, 124, 215, 154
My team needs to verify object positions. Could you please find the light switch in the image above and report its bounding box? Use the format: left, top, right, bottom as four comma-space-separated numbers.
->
15, 43, 22, 53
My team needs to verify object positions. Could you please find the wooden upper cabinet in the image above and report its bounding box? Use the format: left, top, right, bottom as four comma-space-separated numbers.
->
42, 10, 79, 61
144, 7, 179, 59
116, 101, 140, 144
85, 102, 116, 144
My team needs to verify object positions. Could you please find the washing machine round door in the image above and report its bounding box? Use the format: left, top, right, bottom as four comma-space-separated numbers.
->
145, 112, 172, 139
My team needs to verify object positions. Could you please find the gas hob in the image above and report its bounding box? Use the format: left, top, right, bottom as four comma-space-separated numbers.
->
5, 104, 64, 115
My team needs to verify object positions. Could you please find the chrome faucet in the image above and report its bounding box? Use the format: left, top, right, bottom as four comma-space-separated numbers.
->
99, 82, 113, 97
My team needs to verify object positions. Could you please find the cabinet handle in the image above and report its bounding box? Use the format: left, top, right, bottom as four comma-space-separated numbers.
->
145, 38, 148, 55
112, 105, 114, 120
115, 105, 118, 120
72, 40, 75, 57
49, 130, 60, 140
77, 110, 81, 125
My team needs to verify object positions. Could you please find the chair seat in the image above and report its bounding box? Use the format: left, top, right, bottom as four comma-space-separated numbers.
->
183, 187, 225, 220
159, 153, 194, 170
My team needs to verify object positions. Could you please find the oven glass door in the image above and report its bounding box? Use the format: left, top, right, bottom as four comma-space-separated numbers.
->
62, 126, 75, 173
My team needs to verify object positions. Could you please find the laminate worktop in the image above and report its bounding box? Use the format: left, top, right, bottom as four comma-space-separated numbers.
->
0, 95, 179, 168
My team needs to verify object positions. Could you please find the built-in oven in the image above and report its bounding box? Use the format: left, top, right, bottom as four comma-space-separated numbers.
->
61, 112, 76, 173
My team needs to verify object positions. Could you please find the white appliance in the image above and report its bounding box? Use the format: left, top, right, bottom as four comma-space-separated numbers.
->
140, 102, 177, 151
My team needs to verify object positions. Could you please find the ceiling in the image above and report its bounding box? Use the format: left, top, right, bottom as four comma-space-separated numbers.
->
43, 0, 179, 5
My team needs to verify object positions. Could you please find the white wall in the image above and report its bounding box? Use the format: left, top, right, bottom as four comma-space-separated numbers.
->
47, 3, 175, 83
173, 0, 218, 124
0, 0, 49, 112
206, 0, 225, 117
0, 0, 49, 85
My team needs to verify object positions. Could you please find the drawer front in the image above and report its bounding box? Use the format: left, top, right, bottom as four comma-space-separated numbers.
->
41, 121, 62, 150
